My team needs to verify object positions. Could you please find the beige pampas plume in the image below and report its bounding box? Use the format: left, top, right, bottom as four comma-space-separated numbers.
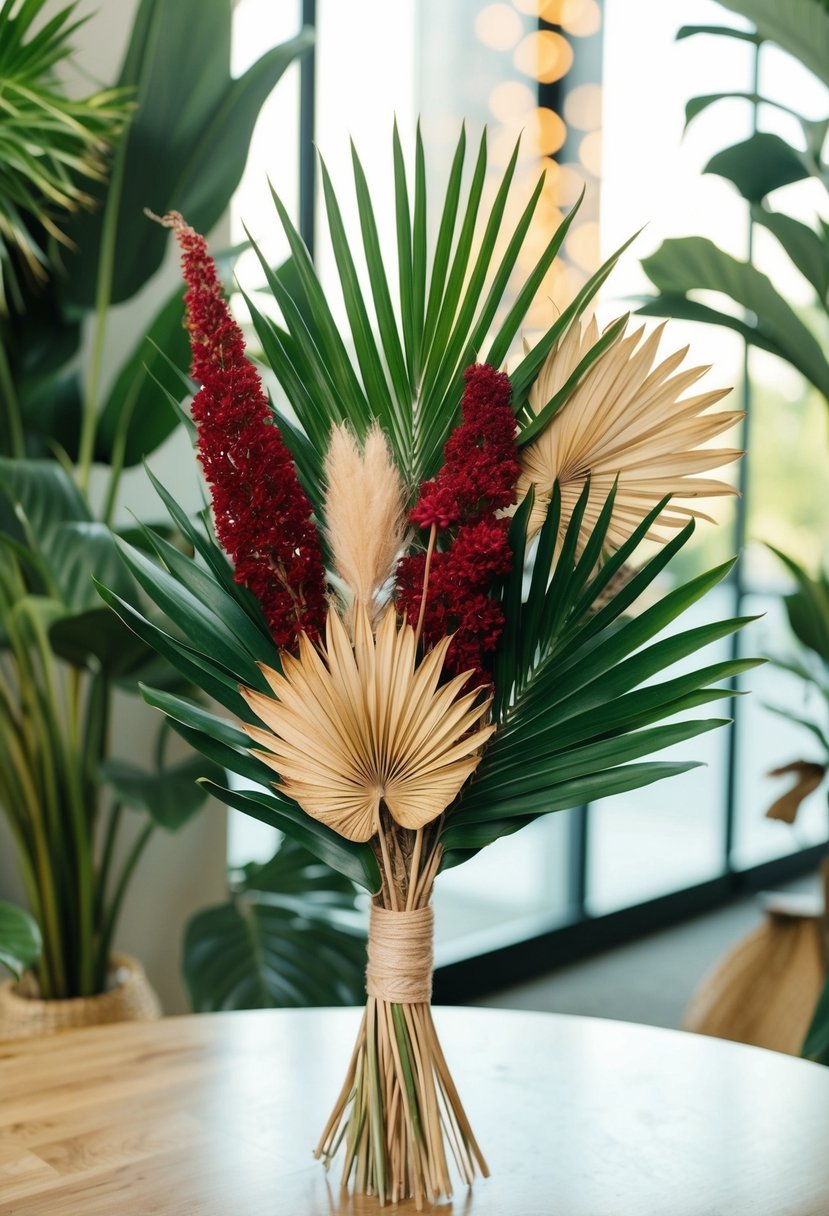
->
323, 422, 407, 622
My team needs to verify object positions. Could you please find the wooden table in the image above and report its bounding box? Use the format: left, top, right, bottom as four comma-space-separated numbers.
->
2, 1006, 828, 1215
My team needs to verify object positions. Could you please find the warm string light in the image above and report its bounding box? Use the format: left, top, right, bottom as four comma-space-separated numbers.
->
471, 0, 603, 321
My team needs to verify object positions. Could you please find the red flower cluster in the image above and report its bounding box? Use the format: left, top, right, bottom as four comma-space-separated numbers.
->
163, 212, 326, 649
411, 364, 520, 530
397, 364, 519, 686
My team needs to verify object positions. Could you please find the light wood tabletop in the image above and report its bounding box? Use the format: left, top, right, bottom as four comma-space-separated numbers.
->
1, 1006, 829, 1215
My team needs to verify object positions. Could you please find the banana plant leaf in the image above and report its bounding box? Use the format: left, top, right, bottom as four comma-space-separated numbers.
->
182, 837, 366, 1010
59, 0, 312, 309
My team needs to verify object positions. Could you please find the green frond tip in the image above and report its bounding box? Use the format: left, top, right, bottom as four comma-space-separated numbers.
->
0, 0, 132, 307
255, 121, 633, 489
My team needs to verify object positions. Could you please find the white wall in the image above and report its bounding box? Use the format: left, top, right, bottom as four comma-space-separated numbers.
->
0, 0, 232, 1014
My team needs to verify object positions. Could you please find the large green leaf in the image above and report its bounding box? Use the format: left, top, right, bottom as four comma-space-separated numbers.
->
60, 0, 312, 308
183, 838, 365, 1011
705, 133, 813, 202
715, 0, 829, 88
45, 521, 134, 612
750, 207, 829, 303
769, 545, 829, 662
99, 754, 222, 831
677, 24, 761, 43
0, 457, 89, 541
17, 373, 83, 460
94, 288, 191, 465
640, 237, 829, 401
49, 607, 155, 675
0, 900, 41, 981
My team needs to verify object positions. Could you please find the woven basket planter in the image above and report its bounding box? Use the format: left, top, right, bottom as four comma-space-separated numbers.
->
0, 953, 161, 1041
683, 902, 826, 1056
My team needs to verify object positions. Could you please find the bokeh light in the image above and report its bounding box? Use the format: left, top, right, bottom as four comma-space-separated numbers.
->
578, 129, 602, 176
538, 159, 584, 206
567, 220, 600, 270
560, 0, 601, 37
488, 80, 537, 123
513, 30, 573, 83
475, 4, 525, 51
511, 0, 567, 20
564, 82, 602, 131
531, 106, 567, 155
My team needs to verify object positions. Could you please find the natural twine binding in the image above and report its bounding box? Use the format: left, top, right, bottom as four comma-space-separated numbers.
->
365, 904, 434, 1003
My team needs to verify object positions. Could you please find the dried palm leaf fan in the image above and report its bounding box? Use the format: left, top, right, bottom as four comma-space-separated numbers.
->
101, 125, 753, 1207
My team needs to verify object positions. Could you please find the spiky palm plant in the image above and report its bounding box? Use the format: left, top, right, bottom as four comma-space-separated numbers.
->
0, 0, 130, 313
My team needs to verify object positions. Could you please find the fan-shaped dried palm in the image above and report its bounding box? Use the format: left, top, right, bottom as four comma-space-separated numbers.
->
518, 315, 743, 552
240, 607, 493, 842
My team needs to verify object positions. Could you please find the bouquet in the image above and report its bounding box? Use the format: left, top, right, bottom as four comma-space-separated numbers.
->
101, 127, 753, 1206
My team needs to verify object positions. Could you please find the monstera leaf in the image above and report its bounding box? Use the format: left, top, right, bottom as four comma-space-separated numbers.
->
183, 838, 367, 1010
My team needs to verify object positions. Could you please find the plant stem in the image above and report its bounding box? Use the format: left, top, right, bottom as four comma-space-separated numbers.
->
94, 799, 122, 930
414, 524, 437, 647
77, 137, 128, 493
95, 819, 154, 991
0, 595, 67, 996
28, 612, 95, 994
0, 338, 25, 458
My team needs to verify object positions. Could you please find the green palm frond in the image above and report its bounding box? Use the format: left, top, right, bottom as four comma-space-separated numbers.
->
0, 0, 132, 308
439, 484, 761, 866
244, 122, 634, 505
96, 126, 753, 882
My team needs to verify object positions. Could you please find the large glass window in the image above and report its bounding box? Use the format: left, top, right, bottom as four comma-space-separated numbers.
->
227, 0, 828, 965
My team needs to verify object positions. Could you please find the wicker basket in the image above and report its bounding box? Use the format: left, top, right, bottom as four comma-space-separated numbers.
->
682, 905, 825, 1056
0, 953, 161, 1041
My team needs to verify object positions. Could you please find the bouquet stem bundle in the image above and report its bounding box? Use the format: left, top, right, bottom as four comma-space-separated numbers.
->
316, 821, 487, 1206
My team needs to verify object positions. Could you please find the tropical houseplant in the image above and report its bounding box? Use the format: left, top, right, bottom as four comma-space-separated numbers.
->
638, 0, 829, 1063
183, 837, 366, 1011
0, 0, 364, 1023
99, 122, 754, 1202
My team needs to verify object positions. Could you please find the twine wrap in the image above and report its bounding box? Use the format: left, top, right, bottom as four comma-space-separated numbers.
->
366, 904, 434, 1003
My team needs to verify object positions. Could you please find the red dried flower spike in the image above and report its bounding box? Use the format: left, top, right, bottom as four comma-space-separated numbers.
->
398, 364, 520, 686
159, 211, 326, 649
411, 363, 520, 530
